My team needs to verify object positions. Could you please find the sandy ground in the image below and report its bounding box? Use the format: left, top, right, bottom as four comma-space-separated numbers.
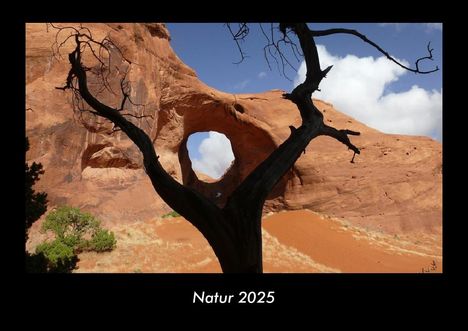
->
28, 209, 442, 273
262, 210, 442, 273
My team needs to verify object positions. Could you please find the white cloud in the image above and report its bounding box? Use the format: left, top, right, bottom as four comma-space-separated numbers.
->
258, 71, 267, 79
293, 44, 442, 140
191, 132, 235, 179
234, 79, 250, 90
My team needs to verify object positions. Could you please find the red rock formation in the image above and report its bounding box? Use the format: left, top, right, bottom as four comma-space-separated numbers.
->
26, 23, 442, 236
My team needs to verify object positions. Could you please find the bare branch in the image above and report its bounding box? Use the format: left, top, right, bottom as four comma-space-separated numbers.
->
119, 75, 130, 111
275, 33, 300, 68
259, 23, 273, 71
320, 124, 361, 155
310, 28, 439, 74
226, 23, 249, 64
257, 23, 303, 81
415, 42, 437, 73
49, 24, 134, 99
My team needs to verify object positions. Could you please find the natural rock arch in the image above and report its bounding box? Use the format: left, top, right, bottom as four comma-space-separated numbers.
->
164, 96, 291, 208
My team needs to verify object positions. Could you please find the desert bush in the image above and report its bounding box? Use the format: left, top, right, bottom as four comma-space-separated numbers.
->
42, 206, 99, 240
36, 239, 78, 272
82, 228, 116, 252
62, 234, 82, 248
36, 206, 116, 272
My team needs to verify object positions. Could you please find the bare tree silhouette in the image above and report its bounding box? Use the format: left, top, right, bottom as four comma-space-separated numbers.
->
54, 23, 437, 273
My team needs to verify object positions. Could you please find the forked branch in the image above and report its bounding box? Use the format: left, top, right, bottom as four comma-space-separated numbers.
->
226, 23, 249, 64
320, 125, 360, 154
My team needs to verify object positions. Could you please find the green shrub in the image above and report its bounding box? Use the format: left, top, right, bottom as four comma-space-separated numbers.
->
83, 229, 116, 252
162, 210, 180, 218
36, 206, 116, 272
62, 234, 82, 248
36, 239, 77, 273
42, 206, 99, 240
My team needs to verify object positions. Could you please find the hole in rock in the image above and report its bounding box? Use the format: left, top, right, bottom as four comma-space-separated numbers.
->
233, 103, 245, 113
187, 131, 235, 181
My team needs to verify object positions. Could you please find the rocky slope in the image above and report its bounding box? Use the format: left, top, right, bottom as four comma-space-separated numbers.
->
26, 22, 442, 243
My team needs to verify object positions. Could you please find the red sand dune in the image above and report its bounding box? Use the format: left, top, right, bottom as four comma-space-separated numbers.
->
263, 210, 441, 273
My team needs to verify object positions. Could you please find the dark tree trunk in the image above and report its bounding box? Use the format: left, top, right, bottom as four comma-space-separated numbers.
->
219, 204, 264, 273
209, 214, 263, 273
57, 23, 368, 273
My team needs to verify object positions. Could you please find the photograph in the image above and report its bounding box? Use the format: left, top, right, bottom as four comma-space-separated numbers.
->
25, 22, 442, 277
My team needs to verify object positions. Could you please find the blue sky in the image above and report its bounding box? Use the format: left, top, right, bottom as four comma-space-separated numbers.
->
167, 23, 443, 178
